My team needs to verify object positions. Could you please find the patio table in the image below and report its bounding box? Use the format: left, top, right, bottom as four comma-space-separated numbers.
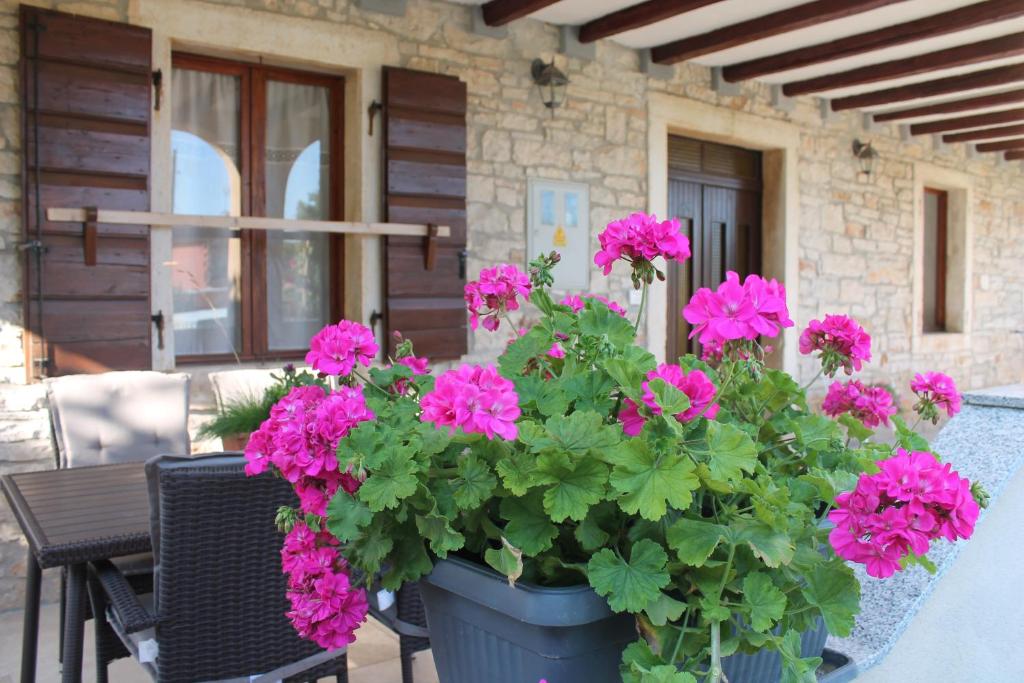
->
1, 462, 151, 683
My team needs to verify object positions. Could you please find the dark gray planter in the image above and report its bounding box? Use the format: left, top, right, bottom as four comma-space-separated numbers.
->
419, 556, 636, 683
720, 617, 829, 683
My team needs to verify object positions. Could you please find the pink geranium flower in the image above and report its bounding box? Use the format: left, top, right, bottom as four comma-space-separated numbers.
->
682, 272, 793, 353
822, 380, 896, 428
799, 314, 872, 376
420, 364, 520, 440
465, 264, 532, 332
594, 212, 691, 276
559, 293, 628, 317
617, 364, 718, 434
306, 320, 378, 376
911, 371, 961, 422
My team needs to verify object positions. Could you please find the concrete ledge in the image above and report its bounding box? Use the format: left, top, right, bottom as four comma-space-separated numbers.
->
964, 383, 1024, 409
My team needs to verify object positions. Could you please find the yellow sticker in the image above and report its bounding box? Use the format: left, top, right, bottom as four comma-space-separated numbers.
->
553, 225, 567, 247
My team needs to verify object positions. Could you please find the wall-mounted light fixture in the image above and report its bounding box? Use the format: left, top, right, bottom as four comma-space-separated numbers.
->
852, 139, 879, 178
531, 58, 569, 115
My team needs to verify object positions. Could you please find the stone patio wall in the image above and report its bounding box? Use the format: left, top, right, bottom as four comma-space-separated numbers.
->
0, 0, 1021, 608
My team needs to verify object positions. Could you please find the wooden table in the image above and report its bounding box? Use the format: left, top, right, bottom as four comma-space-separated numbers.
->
1, 463, 151, 683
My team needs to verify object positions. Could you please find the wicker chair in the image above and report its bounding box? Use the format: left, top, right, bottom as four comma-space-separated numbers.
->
44, 370, 190, 668
88, 453, 348, 682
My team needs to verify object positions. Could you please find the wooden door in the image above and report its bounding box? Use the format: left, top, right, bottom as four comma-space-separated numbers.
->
666, 136, 762, 360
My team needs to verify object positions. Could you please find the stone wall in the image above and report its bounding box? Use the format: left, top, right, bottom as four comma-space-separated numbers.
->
0, 0, 1021, 608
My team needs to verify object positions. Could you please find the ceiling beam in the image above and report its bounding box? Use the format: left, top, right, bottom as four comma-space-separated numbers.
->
831, 63, 1024, 111
873, 88, 1024, 122
1006, 150, 1024, 160
783, 32, 1024, 97
481, 0, 560, 26
976, 137, 1024, 152
943, 123, 1024, 143
578, 0, 725, 44
650, 0, 904, 65
909, 107, 1024, 135
723, 0, 1024, 83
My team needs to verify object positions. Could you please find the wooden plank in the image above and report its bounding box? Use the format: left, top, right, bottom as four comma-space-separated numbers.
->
784, 32, 1024, 97
832, 63, 1024, 111
943, 123, 1024, 143
873, 88, 1024, 122
481, 0, 561, 26
651, 0, 904, 65
385, 71, 467, 115
386, 247, 466, 297
579, 0, 725, 44
33, 262, 149, 299
30, 126, 149, 177
25, 61, 151, 122
45, 208, 451, 238
387, 157, 467, 198
976, 137, 1024, 152
909, 107, 1024, 135
724, 0, 1024, 82
387, 110, 467, 155
1006, 150, 1024, 160
25, 7, 150, 73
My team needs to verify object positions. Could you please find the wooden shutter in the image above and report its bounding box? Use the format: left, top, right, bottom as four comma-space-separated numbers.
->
382, 67, 467, 360
20, 7, 153, 378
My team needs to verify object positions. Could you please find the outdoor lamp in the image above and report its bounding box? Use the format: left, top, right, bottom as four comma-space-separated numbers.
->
852, 139, 879, 178
531, 58, 569, 114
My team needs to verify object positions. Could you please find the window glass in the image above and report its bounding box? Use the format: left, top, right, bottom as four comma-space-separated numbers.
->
170, 68, 242, 357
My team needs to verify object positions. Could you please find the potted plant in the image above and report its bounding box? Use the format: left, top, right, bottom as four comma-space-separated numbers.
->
198, 365, 326, 450
244, 212, 985, 683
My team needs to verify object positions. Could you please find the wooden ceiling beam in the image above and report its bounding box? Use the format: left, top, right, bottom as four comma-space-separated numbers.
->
976, 137, 1024, 152
909, 107, 1024, 135
873, 89, 1024, 122
481, 0, 561, 26
578, 0, 725, 44
831, 63, 1024, 111
784, 32, 1024, 97
723, 0, 1024, 83
943, 123, 1024, 143
650, 0, 904, 65
1006, 150, 1024, 160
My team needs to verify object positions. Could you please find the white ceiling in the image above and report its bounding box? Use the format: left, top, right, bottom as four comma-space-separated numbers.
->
450, 0, 1024, 127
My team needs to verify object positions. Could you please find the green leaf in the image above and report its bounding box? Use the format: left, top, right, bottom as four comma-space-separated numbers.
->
357, 456, 419, 512
514, 374, 569, 417
742, 572, 786, 631
536, 451, 609, 522
545, 411, 621, 454
801, 561, 860, 637
495, 451, 536, 496
640, 667, 698, 683
587, 539, 670, 613
380, 532, 434, 590
643, 591, 687, 626
484, 537, 523, 586
415, 512, 465, 558
602, 358, 645, 397
609, 440, 699, 521
498, 327, 550, 376
325, 491, 373, 542
698, 594, 731, 623
892, 415, 930, 451
779, 630, 822, 683
794, 415, 842, 451
579, 301, 634, 348
351, 519, 395, 567
499, 492, 558, 555
838, 413, 874, 442
691, 422, 757, 483
666, 517, 727, 567
562, 370, 616, 414
646, 378, 691, 417
731, 518, 795, 568
336, 420, 381, 468
575, 502, 616, 550
452, 455, 496, 509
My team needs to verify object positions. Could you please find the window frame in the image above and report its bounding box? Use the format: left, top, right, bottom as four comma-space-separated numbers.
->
923, 186, 949, 333
171, 53, 345, 364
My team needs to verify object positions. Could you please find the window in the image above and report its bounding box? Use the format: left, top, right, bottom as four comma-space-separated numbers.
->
170, 54, 344, 361
923, 188, 948, 333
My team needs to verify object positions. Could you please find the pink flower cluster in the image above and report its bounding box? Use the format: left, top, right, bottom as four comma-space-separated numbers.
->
465, 264, 532, 332
245, 384, 374, 516
619, 364, 718, 436
281, 522, 368, 650
911, 371, 961, 421
822, 380, 897, 428
799, 314, 872, 376
305, 320, 378, 377
594, 212, 691, 275
389, 354, 430, 395
683, 271, 793, 351
420, 364, 521, 440
829, 450, 979, 578
560, 293, 628, 317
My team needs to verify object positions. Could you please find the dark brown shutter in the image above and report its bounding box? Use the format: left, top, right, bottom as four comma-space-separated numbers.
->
382, 67, 467, 360
21, 7, 153, 378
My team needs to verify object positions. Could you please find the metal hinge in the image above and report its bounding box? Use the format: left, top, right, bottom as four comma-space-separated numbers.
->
367, 100, 383, 136
151, 310, 165, 350
17, 240, 45, 253
152, 69, 163, 111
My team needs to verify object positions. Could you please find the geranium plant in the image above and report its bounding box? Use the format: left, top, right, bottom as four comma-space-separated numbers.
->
246, 212, 986, 682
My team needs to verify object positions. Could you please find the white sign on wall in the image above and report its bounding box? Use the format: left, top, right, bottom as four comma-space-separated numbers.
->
527, 179, 590, 292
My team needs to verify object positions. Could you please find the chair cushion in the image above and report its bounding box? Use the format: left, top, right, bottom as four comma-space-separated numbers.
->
45, 371, 190, 468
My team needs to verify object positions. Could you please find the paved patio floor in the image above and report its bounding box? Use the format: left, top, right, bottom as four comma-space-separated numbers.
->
0, 601, 440, 683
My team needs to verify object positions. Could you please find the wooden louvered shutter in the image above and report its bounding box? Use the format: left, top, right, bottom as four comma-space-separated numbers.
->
21, 7, 153, 378
382, 67, 467, 360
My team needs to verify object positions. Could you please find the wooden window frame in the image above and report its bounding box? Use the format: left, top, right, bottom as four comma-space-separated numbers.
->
924, 187, 948, 332
171, 53, 345, 364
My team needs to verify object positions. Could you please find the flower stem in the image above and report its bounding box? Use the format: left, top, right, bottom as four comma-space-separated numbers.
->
709, 621, 723, 683
351, 370, 390, 396
633, 282, 648, 336
801, 367, 824, 393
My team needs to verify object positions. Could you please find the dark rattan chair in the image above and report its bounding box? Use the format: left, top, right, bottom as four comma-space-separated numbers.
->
88, 453, 348, 682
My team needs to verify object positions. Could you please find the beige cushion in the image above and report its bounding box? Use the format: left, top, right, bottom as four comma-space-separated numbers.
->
208, 368, 280, 412
45, 371, 191, 468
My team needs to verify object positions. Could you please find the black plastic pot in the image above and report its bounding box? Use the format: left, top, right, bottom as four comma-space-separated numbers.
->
419, 556, 636, 683
720, 617, 829, 683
